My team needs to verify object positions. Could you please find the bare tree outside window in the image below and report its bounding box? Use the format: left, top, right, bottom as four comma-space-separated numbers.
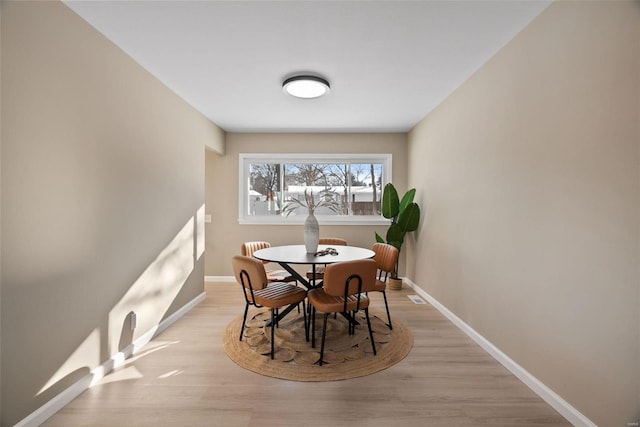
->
249, 163, 281, 215
326, 164, 350, 214
240, 154, 389, 223
350, 163, 382, 215
285, 163, 332, 186
371, 163, 378, 214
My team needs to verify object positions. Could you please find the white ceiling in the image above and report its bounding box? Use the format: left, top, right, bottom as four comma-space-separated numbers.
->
64, 0, 551, 133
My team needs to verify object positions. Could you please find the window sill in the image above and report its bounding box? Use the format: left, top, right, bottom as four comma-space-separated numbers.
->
238, 216, 390, 226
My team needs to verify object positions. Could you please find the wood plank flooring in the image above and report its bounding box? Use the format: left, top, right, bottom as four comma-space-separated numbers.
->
44, 281, 570, 427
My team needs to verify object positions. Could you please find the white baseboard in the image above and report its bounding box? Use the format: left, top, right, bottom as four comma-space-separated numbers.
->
15, 291, 207, 427
205, 275, 235, 283
403, 278, 595, 427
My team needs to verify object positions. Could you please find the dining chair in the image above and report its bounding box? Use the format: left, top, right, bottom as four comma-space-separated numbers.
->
241, 241, 297, 284
307, 259, 377, 366
371, 242, 398, 330
232, 255, 307, 359
306, 237, 348, 284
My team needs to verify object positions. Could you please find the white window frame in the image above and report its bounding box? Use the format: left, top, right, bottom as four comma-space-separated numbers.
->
238, 153, 392, 225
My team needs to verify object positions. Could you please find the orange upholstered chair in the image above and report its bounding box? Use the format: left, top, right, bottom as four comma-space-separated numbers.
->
307, 259, 378, 366
371, 243, 398, 330
232, 255, 307, 359
241, 241, 297, 284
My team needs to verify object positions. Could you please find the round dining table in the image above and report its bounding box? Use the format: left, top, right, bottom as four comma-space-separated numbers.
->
253, 244, 375, 289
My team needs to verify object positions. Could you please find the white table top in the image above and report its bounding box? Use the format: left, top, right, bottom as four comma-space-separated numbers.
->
253, 244, 375, 265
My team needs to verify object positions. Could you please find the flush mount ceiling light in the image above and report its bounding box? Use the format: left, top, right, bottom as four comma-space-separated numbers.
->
282, 75, 330, 99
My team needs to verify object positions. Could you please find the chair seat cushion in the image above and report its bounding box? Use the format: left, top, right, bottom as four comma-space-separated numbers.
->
267, 270, 296, 283
249, 282, 306, 308
306, 266, 326, 280
372, 279, 387, 292
308, 288, 370, 313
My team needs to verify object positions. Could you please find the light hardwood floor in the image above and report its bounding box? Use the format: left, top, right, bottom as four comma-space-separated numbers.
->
44, 281, 570, 426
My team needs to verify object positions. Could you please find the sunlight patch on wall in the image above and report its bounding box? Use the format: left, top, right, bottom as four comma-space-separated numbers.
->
37, 329, 100, 395
196, 204, 205, 261
36, 207, 203, 401
108, 211, 199, 357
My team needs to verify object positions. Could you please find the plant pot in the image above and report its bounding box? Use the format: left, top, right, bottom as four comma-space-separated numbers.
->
388, 277, 403, 290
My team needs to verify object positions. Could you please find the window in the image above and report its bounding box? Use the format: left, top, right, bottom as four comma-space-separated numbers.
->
239, 153, 392, 225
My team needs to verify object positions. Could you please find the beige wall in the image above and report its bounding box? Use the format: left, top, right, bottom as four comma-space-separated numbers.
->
408, 1, 640, 426
0, 2, 3, 419
205, 126, 226, 155
205, 132, 407, 277
1, 2, 222, 425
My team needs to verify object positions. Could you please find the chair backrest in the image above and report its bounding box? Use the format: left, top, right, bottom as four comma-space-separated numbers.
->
232, 255, 268, 292
319, 237, 348, 246
372, 243, 399, 275
241, 241, 271, 265
323, 259, 378, 298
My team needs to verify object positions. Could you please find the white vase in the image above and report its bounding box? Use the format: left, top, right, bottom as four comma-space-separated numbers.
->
304, 211, 320, 253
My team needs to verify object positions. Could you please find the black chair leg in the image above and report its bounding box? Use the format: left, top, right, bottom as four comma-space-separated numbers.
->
349, 311, 355, 335
364, 308, 377, 355
319, 313, 329, 366
311, 306, 316, 348
303, 299, 309, 342
382, 290, 393, 330
239, 303, 249, 341
306, 300, 312, 332
270, 308, 275, 359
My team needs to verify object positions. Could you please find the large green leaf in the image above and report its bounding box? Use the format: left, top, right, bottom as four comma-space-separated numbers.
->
398, 188, 416, 214
381, 183, 399, 219
386, 223, 404, 247
397, 203, 420, 232
375, 232, 385, 243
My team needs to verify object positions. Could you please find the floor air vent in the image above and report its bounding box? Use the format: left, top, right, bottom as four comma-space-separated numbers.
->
407, 295, 426, 304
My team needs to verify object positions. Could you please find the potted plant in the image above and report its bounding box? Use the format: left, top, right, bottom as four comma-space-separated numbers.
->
375, 183, 420, 289
283, 188, 340, 253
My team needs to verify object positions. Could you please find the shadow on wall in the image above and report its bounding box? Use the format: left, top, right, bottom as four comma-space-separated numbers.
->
118, 311, 136, 353
19, 205, 205, 424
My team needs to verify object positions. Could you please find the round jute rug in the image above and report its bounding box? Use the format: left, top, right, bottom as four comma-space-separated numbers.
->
223, 308, 413, 381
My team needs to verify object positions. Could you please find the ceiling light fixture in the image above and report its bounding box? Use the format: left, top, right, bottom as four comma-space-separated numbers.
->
282, 75, 330, 99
